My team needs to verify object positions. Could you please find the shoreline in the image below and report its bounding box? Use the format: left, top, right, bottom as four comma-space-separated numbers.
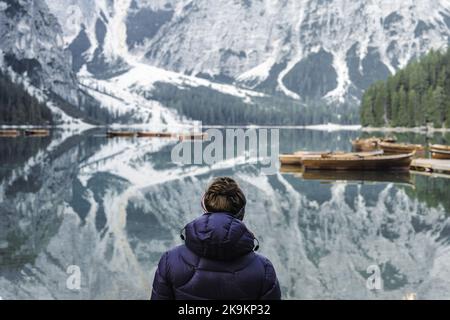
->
2, 123, 450, 133
362, 126, 450, 133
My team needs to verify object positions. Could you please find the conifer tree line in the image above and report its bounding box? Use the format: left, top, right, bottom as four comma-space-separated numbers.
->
151, 82, 359, 125
0, 69, 53, 125
361, 48, 450, 128
0, 69, 131, 126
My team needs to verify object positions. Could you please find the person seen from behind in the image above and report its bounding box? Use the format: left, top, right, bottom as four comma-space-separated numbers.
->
151, 177, 281, 300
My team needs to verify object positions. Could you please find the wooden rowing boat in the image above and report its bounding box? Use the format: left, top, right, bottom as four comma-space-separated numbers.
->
320, 150, 384, 158
430, 144, 450, 159
179, 132, 209, 141
430, 144, 450, 152
24, 129, 50, 137
0, 130, 20, 137
107, 131, 135, 138
351, 136, 397, 152
279, 154, 303, 165
137, 132, 173, 138
281, 151, 349, 165
351, 137, 379, 151
381, 136, 397, 143
379, 142, 424, 154
280, 150, 383, 166
280, 151, 341, 165
290, 151, 341, 163
301, 152, 415, 171
294, 151, 342, 157
430, 149, 450, 160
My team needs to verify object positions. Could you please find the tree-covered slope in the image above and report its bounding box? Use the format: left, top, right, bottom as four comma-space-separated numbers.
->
360, 49, 450, 128
0, 70, 53, 125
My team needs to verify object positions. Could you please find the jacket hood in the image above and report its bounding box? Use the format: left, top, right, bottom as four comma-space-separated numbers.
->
184, 212, 256, 261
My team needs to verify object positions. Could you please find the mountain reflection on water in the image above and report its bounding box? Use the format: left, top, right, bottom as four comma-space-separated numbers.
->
0, 128, 450, 300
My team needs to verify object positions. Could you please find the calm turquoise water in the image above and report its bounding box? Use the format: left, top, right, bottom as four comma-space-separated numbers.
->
0, 128, 449, 299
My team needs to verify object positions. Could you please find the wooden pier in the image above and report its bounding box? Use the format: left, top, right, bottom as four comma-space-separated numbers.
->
410, 159, 450, 174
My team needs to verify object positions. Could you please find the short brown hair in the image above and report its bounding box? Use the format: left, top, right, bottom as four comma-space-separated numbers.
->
203, 177, 246, 216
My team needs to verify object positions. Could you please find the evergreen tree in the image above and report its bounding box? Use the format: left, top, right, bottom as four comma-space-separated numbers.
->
390, 91, 400, 126
407, 89, 418, 126
373, 83, 386, 126
432, 86, 446, 126
360, 91, 374, 126
397, 86, 408, 127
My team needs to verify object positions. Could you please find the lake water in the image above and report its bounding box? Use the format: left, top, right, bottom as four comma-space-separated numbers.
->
1, 128, 450, 300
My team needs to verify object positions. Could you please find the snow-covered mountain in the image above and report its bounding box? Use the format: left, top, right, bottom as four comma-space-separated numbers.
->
47, 0, 450, 104
0, 0, 184, 126
4, 0, 450, 125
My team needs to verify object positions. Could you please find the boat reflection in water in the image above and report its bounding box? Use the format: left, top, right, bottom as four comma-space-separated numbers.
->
280, 165, 414, 186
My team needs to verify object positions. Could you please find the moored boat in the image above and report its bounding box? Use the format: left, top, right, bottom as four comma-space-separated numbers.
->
351, 137, 379, 151
382, 136, 397, 143
24, 129, 50, 137
430, 144, 450, 152
280, 150, 383, 166
379, 142, 424, 154
107, 131, 135, 138
430, 149, 450, 160
0, 129, 20, 137
279, 154, 303, 165
301, 152, 415, 171
430, 144, 450, 159
351, 136, 397, 152
294, 151, 342, 157
179, 132, 209, 141
137, 132, 174, 138
320, 150, 384, 158
281, 151, 347, 166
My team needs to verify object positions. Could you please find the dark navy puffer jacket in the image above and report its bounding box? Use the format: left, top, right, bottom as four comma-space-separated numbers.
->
151, 212, 281, 300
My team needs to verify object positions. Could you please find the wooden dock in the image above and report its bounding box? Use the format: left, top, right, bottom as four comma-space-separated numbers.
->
410, 159, 450, 174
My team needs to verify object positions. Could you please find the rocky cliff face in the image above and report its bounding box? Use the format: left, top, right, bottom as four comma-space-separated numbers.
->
48, 0, 450, 103
0, 0, 79, 106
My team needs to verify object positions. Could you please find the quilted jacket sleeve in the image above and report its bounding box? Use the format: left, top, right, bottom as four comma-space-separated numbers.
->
151, 252, 174, 300
260, 258, 282, 300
